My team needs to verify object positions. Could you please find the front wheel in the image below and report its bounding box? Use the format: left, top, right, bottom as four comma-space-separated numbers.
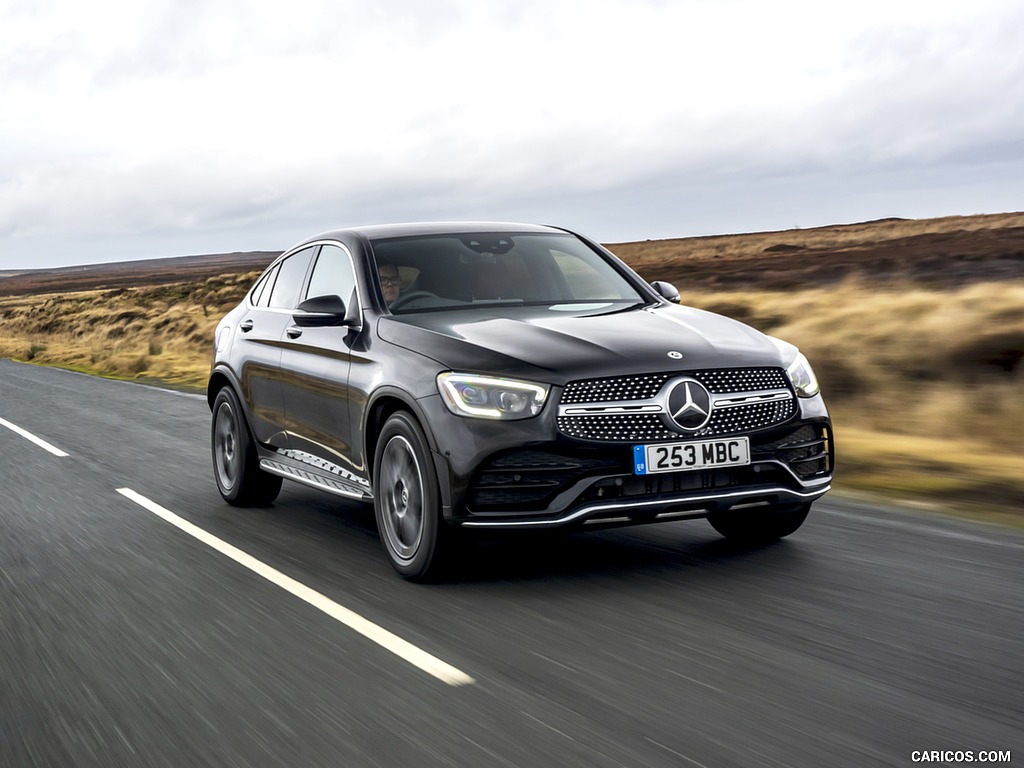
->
211, 387, 282, 507
373, 411, 448, 581
707, 502, 811, 544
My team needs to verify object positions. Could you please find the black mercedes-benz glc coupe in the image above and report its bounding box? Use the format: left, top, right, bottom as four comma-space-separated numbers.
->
209, 222, 833, 579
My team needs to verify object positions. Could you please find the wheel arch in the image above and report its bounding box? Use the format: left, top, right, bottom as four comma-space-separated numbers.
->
363, 387, 454, 518
207, 366, 261, 449
207, 369, 234, 410
364, 388, 438, 475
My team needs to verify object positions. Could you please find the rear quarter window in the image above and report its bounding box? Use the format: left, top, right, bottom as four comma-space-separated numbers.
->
250, 265, 279, 307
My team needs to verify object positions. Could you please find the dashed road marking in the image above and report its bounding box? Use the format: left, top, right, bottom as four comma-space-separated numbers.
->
116, 487, 475, 687
0, 416, 70, 457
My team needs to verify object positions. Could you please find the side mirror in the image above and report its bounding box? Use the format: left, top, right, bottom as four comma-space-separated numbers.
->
650, 280, 680, 304
293, 294, 349, 326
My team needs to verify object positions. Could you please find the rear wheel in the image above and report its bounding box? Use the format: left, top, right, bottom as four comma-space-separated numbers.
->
211, 387, 282, 507
707, 502, 811, 544
373, 411, 448, 581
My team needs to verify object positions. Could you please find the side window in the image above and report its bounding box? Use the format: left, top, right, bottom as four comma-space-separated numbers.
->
268, 246, 316, 309
305, 244, 358, 308
250, 265, 278, 307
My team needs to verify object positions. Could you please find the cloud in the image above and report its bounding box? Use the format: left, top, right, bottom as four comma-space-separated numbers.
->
1, 0, 1023, 266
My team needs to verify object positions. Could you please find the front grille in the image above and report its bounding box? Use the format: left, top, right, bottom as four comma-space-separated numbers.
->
558, 414, 676, 442
692, 368, 789, 393
560, 374, 673, 404
709, 400, 797, 435
560, 367, 788, 403
557, 400, 795, 442
558, 367, 796, 442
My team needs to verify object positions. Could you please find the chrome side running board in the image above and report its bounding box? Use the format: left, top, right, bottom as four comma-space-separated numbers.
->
260, 458, 373, 502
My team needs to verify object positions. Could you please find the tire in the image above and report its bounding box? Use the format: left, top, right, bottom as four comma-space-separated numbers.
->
707, 502, 811, 544
373, 411, 449, 581
211, 386, 282, 507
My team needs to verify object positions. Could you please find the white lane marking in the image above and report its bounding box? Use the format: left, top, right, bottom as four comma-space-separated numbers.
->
115, 488, 475, 687
0, 416, 70, 457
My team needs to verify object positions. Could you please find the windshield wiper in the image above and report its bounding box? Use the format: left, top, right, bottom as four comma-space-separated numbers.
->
586, 301, 650, 316
468, 298, 526, 307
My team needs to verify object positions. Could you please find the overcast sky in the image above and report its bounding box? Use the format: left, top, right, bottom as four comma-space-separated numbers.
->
2, 0, 1022, 269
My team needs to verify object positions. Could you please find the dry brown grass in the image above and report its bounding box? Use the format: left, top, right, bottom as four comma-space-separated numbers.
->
611, 211, 1024, 266
1, 212, 1021, 522
692, 281, 1024, 445
0, 272, 260, 390
612, 212, 1024, 291
835, 427, 1024, 527
687, 280, 1024, 521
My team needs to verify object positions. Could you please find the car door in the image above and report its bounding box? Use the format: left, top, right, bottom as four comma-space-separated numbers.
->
237, 246, 316, 448
277, 243, 364, 483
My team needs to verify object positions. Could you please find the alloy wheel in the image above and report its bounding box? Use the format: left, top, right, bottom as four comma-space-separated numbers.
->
214, 401, 239, 492
378, 434, 424, 562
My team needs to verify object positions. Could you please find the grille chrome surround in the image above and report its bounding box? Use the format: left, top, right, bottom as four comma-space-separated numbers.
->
560, 367, 789, 403
557, 368, 797, 442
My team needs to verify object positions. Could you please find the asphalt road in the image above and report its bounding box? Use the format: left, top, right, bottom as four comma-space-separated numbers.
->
1, 359, 1021, 768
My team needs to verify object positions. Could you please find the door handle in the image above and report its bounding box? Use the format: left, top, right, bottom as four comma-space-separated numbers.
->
286, 326, 303, 339
239, 319, 254, 332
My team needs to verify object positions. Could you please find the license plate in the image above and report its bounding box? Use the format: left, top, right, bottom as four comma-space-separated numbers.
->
633, 437, 750, 475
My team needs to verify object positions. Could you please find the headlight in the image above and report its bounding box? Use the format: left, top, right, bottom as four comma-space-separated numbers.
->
786, 352, 820, 398
437, 373, 549, 419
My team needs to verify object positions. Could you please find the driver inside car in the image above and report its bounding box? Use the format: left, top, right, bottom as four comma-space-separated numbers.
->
377, 263, 402, 305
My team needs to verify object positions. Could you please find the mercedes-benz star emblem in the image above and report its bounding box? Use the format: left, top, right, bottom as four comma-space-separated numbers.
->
667, 379, 713, 431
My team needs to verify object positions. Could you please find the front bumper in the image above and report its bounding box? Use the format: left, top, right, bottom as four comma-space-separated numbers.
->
461, 483, 831, 529
459, 421, 832, 529
421, 392, 834, 530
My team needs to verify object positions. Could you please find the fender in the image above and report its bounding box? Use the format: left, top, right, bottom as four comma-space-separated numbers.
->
208, 363, 243, 404
361, 384, 455, 519
208, 364, 262, 443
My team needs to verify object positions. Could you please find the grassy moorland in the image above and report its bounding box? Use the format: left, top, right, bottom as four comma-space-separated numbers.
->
618, 212, 1024, 524
688, 281, 1024, 523
0, 273, 264, 391
1, 214, 1022, 524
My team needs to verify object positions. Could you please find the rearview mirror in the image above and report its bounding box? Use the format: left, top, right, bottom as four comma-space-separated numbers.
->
650, 280, 680, 304
293, 294, 348, 326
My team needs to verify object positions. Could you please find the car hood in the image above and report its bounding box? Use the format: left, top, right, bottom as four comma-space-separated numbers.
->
377, 303, 787, 385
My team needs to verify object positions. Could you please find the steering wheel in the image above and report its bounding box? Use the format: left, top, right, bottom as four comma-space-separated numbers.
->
389, 290, 439, 310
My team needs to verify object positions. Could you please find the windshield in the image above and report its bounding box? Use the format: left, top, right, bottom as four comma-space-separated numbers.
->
369, 232, 646, 314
